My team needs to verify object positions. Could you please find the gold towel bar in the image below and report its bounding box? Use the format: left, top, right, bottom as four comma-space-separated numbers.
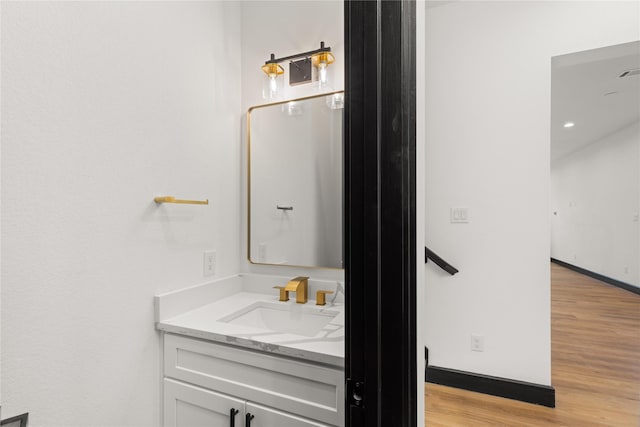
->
154, 196, 208, 205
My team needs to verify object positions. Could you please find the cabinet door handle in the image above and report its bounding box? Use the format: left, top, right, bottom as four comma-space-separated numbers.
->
229, 408, 239, 427
245, 413, 255, 426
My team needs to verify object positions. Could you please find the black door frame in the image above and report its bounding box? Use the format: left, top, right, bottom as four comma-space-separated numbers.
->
344, 1, 417, 426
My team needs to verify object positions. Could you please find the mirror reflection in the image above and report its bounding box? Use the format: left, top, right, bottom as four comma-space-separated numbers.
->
248, 92, 344, 269
551, 41, 640, 288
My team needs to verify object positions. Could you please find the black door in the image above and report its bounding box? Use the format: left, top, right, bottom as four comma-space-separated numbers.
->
344, 1, 417, 426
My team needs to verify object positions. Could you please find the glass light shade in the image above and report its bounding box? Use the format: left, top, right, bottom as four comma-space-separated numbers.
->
326, 93, 344, 110
261, 63, 284, 100
311, 52, 335, 90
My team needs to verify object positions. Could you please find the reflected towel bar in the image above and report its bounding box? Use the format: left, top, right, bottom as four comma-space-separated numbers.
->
154, 196, 208, 205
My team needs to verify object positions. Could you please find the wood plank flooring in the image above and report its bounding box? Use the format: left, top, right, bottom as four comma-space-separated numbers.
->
425, 263, 640, 426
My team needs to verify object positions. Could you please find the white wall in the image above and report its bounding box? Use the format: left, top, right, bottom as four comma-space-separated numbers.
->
424, 1, 639, 385
551, 121, 640, 287
240, 1, 345, 280
1, 2, 241, 425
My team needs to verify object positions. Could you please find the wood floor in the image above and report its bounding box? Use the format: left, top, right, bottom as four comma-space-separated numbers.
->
425, 263, 640, 426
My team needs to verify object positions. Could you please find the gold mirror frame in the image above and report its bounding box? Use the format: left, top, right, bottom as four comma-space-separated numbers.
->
247, 90, 345, 269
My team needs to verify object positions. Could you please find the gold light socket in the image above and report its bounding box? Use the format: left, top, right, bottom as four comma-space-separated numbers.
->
311, 51, 335, 67
261, 62, 284, 77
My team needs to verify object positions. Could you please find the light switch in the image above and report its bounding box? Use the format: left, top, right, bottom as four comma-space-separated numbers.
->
451, 207, 469, 223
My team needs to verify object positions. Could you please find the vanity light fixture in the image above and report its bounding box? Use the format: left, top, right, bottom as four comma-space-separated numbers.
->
261, 41, 335, 99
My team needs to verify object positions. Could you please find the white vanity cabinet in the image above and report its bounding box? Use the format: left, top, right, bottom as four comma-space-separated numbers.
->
162, 333, 344, 427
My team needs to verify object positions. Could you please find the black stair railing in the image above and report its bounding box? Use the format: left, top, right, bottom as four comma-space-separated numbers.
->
425, 247, 459, 275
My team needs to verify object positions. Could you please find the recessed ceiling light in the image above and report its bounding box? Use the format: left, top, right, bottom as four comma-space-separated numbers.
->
563, 122, 575, 128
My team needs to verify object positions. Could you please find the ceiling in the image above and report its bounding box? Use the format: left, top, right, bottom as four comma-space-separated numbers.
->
551, 41, 640, 162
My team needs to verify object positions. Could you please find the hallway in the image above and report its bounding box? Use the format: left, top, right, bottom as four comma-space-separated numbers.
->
425, 263, 640, 426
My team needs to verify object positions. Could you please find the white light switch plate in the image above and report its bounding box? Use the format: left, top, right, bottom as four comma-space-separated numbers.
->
451, 207, 469, 223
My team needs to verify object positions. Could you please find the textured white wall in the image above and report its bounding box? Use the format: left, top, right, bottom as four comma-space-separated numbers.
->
551, 121, 639, 287
1, 2, 241, 425
425, 1, 640, 385
240, 1, 345, 280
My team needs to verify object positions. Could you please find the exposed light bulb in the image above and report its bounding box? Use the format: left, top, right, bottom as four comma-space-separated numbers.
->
269, 74, 278, 93
261, 61, 283, 100
318, 62, 328, 86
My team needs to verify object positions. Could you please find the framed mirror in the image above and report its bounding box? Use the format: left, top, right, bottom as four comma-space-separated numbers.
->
248, 91, 344, 269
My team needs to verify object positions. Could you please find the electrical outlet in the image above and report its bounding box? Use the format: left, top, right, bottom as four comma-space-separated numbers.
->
471, 334, 484, 352
258, 243, 267, 262
204, 251, 216, 277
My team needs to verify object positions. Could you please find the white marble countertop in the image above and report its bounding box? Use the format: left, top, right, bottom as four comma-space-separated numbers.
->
156, 275, 345, 368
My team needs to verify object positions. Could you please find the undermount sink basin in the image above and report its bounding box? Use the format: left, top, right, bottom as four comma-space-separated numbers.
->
220, 302, 339, 337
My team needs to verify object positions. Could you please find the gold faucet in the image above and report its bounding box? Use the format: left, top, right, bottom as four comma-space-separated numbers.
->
283, 276, 309, 304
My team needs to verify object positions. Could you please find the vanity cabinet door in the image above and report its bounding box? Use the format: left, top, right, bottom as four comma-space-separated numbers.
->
245, 402, 334, 427
164, 378, 245, 427
164, 333, 344, 426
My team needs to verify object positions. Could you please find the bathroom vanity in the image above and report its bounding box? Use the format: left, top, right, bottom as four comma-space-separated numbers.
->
155, 274, 345, 427
155, 91, 348, 426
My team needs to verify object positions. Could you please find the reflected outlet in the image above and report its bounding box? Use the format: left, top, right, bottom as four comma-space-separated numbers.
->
258, 243, 267, 262
204, 251, 216, 276
471, 334, 484, 352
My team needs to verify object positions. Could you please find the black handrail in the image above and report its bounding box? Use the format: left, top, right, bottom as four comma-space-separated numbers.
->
425, 247, 459, 275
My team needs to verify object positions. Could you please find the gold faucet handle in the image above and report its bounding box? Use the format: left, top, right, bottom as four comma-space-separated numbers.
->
316, 290, 334, 306
273, 286, 289, 302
